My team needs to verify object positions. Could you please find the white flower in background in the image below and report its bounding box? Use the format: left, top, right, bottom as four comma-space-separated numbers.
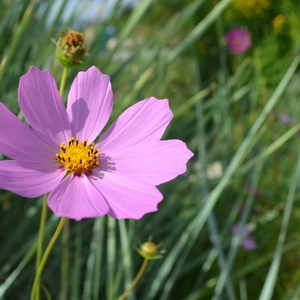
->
189, 161, 223, 182
207, 161, 223, 180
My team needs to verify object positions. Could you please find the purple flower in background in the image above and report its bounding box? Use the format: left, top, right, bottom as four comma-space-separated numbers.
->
279, 113, 300, 136
226, 28, 252, 54
232, 224, 257, 251
279, 113, 295, 125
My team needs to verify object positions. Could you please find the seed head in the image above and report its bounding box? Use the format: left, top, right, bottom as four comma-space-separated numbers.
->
56, 29, 87, 67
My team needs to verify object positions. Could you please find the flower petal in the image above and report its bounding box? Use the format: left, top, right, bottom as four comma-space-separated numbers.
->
97, 97, 172, 153
48, 173, 109, 221
89, 171, 163, 219
67, 66, 113, 142
102, 140, 193, 185
0, 103, 56, 162
18, 66, 71, 148
0, 160, 65, 197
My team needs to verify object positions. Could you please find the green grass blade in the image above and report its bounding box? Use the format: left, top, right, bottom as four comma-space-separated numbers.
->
118, 220, 135, 300
107, 217, 116, 300
167, 0, 232, 64
259, 144, 300, 299
147, 55, 299, 299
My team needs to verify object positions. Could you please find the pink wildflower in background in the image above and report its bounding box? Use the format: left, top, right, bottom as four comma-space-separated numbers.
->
279, 113, 295, 125
278, 113, 300, 136
0, 66, 193, 220
226, 28, 252, 54
232, 224, 257, 251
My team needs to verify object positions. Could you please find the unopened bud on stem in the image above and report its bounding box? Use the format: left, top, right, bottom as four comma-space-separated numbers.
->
56, 29, 87, 67
137, 240, 164, 260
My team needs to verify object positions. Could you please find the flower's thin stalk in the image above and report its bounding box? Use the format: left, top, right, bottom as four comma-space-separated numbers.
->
34, 194, 48, 300
59, 67, 69, 98
58, 66, 70, 300
30, 217, 67, 300
60, 219, 69, 300
118, 259, 149, 300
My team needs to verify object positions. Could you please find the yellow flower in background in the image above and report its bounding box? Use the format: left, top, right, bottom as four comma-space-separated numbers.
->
272, 15, 286, 33
233, 0, 271, 17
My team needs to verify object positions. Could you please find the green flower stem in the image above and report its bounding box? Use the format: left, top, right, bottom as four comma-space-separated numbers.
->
118, 258, 149, 300
34, 194, 48, 300
30, 217, 67, 300
60, 219, 69, 300
59, 67, 69, 98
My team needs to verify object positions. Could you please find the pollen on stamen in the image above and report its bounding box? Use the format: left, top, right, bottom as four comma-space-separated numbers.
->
56, 137, 101, 173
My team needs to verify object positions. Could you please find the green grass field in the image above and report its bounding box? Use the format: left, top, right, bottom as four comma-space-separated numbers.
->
1, 0, 300, 299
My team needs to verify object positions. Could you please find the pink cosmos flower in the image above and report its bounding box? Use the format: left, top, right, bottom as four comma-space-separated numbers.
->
0, 66, 193, 220
226, 28, 252, 54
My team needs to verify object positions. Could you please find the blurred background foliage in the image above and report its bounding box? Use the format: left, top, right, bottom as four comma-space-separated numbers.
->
1, 0, 300, 299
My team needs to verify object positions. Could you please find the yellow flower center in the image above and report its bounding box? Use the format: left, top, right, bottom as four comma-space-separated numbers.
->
56, 137, 100, 173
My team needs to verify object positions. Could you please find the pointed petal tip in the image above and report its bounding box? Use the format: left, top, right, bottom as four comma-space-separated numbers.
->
87, 65, 102, 73
83, 65, 111, 80
87, 65, 99, 71
149, 97, 173, 117
28, 65, 40, 71
21, 66, 48, 79
186, 147, 194, 159
148, 97, 174, 122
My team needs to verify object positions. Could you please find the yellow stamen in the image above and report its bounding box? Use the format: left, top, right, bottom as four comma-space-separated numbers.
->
56, 137, 100, 173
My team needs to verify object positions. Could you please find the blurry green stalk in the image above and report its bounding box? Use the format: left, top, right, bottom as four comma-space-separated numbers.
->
30, 217, 67, 300
34, 195, 48, 300
59, 67, 69, 98
0, 0, 36, 82
60, 218, 69, 300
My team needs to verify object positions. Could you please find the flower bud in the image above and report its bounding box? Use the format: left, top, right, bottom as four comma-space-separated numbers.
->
56, 29, 87, 67
136, 240, 164, 260
141, 242, 158, 256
